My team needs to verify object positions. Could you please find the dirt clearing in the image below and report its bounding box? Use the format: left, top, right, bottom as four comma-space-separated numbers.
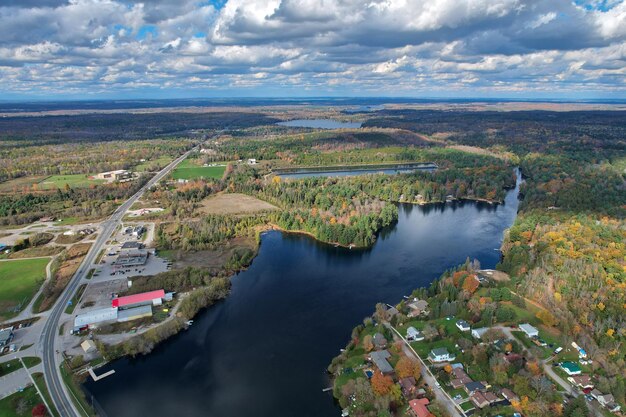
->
198, 193, 278, 215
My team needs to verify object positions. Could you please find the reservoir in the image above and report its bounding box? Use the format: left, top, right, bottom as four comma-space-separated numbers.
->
85, 173, 521, 417
276, 119, 362, 129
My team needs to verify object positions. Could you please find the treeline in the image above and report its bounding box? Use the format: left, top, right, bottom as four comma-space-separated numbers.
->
0, 176, 149, 225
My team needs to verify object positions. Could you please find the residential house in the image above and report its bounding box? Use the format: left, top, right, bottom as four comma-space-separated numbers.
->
590, 389, 620, 411
560, 361, 582, 376
470, 391, 499, 409
456, 320, 470, 332
451, 376, 473, 389
568, 375, 594, 390
464, 381, 486, 395
519, 323, 539, 338
408, 398, 434, 417
407, 299, 429, 317
428, 348, 455, 363
373, 333, 388, 349
384, 305, 399, 320
399, 377, 417, 398
369, 350, 394, 375
407, 327, 424, 341
501, 388, 519, 403
471, 327, 489, 339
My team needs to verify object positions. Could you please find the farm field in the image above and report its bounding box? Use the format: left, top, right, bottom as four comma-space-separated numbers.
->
38, 174, 104, 190
0, 257, 49, 319
134, 156, 173, 172
0, 176, 48, 193
171, 160, 226, 180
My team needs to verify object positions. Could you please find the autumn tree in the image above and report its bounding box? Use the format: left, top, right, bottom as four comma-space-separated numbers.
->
395, 356, 416, 379
31, 404, 47, 417
371, 371, 394, 396
362, 334, 374, 352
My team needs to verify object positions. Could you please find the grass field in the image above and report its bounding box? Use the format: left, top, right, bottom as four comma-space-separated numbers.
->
0, 176, 48, 193
171, 160, 226, 180
0, 258, 49, 318
134, 156, 173, 172
0, 383, 40, 417
198, 193, 278, 215
38, 175, 104, 190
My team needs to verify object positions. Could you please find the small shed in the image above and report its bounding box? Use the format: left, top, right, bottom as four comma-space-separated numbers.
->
81, 340, 97, 353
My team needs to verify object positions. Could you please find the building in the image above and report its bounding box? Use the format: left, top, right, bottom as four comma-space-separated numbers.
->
95, 170, 132, 181
471, 327, 489, 339
80, 340, 97, 353
408, 398, 433, 417
74, 307, 118, 331
399, 376, 417, 398
112, 289, 165, 309
407, 299, 429, 317
519, 323, 539, 338
0, 328, 14, 347
470, 391, 499, 408
121, 241, 144, 250
247, 158, 257, 165
384, 305, 399, 320
568, 375, 594, 389
591, 390, 621, 412
373, 333, 387, 349
114, 250, 148, 268
428, 348, 455, 363
451, 376, 473, 389
464, 381, 486, 395
117, 305, 153, 322
501, 388, 519, 403
456, 320, 470, 332
560, 361, 582, 376
369, 350, 393, 375
406, 327, 424, 341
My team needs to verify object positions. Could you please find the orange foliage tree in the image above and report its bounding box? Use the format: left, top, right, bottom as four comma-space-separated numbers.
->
371, 371, 394, 396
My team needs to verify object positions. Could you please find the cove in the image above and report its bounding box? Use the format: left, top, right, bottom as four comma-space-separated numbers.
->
84, 173, 521, 417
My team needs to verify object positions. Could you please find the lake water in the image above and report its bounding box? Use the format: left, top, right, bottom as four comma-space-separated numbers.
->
276, 119, 362, 129
277, 164, 437, 179
85, 173, 521, 417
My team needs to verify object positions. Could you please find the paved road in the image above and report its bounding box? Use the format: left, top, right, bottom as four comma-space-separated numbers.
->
388, 325, 464, 417
40, 146, 197, 417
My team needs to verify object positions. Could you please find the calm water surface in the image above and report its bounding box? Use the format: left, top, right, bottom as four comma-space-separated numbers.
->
277, 119, 362, 129
85, 174, 521, 417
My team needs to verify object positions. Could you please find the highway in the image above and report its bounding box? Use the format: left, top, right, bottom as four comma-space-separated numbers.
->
40, 146, 197, 417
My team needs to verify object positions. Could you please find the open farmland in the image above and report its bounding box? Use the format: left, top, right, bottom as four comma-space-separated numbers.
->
0, 257, 49, 319
171, 160, 226, 180
38, 174, 105, 190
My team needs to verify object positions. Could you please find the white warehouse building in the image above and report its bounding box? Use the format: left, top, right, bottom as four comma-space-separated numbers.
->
74, 307, 118, 331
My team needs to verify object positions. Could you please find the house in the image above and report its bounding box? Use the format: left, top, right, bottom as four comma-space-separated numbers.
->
451, 367, 469, 380
590, 389, 620, 411
519, 323, 539, 338
464, 381, 486, 395
407, 327, 424, 341
373, 333, 388, 349
504, 353, 524, 364
470, 391, 499, 408
428, 348, 455, 363
568, 375, 594, 389
384, 305, 399, 320
39, 216, 55, 222
112, 289, 165, 309
399, 377, 417, 398
408, 398, 433, 417
407, 299, 429, 317
370, 350, 394, 375
456, 320, 470, 332
471, 327, 489, 339
80, 340, 97, 353
0, 328, 14, 347
501, 388, 519, 403
560, 361, 582, 376
451, 376, 473, 389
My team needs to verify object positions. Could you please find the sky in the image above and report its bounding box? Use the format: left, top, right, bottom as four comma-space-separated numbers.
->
0, 0, 625, 100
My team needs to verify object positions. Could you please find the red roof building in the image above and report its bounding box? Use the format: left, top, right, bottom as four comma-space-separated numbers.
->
112, 289, 165, 308
408, 398, 433, 417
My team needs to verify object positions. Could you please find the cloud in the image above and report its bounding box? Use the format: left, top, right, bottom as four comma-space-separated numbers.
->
0, 0, 625, 98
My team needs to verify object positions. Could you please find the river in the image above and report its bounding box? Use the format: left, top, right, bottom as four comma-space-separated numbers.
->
85, 172, 521, 417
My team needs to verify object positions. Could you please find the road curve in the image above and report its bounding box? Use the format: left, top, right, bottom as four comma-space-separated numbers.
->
40, 146, 197, 417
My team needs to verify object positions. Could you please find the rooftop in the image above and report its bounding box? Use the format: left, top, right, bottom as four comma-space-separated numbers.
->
408, 398, 432, 417
112, 289, 165, 308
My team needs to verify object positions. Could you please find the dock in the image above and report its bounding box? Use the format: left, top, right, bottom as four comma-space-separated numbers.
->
88, 367, 115, 382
